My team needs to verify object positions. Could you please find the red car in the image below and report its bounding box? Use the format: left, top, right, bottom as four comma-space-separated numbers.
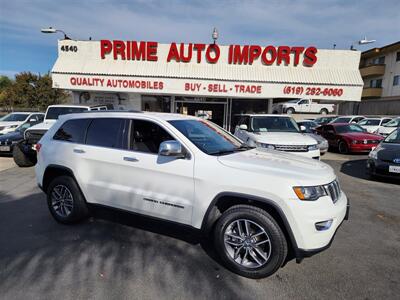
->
316, 123, 384, 154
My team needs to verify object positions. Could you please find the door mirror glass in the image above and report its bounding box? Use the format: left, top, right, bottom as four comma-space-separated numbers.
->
159, 140, 185, 158
239, 124, 248, 131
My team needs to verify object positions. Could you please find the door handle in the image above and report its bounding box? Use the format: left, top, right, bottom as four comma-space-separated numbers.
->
73, 148, 85, 154
123, 156, 138, 162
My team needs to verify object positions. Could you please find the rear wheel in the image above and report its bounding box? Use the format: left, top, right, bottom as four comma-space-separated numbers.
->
286, 108, 295, 114
12, 143, 36, 167
47, 176, 89, 224
320, 108, 328, 115
338, 140, 349, 154
214, 205, 287, 279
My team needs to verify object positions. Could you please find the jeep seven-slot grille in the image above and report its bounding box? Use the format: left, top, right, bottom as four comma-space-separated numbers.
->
324, 180, 341, 203
275, 144, 308, 152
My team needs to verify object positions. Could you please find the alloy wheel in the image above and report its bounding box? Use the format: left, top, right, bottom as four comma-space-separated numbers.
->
51, 184, 74, 217
224, 219, 272, 269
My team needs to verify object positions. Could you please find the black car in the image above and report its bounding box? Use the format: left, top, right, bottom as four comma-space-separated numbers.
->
367, 128, 400, 179
0, 121, 39, 154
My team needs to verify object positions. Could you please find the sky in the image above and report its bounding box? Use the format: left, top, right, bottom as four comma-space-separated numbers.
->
0, 0, 399, 78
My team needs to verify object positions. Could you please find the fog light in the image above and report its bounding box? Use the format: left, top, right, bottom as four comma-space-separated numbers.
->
315, 219, 333, 231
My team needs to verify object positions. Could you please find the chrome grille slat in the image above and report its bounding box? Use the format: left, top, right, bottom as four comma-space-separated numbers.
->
324, 180, 341, 203
274, 144, 308, 152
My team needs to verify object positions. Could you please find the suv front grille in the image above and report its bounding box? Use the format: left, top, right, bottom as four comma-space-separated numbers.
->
275, 144, 308, 152
324, 180, 341, 203
25, 129, 47, 144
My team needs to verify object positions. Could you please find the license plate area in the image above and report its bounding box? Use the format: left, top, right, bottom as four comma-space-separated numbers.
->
0, 146, 10, 152
389, 165, 400, 173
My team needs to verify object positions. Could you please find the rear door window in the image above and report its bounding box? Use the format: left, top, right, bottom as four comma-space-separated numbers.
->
85, 118, 127, 149
54, 119, 91, 143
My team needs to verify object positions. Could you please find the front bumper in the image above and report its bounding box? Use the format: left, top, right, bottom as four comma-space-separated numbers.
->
367, 159, 400, 179
349, 143, 380, 152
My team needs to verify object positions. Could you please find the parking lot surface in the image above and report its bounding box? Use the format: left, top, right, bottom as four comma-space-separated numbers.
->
0, 152, 399, 300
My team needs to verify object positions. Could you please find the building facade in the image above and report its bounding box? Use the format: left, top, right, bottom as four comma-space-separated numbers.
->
51, 39, 363, 130
360, 41, 400, 100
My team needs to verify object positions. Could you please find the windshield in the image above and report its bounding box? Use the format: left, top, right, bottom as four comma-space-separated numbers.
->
46, 107, 89, 120
1, 113, 29, 122
331, 117, 351, 124
335, 124, 365, 133
285, 100, 299, 103
384, 118, 400, 127
314, 116, 335, 124
16, 122, 33, 133
358, 119, 380, 126
168, 119, 244, 155
384, 129, 400, 144
252, 116, 300, 133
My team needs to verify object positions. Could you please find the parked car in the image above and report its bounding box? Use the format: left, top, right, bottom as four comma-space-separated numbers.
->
367, 128, 400, 179
297, 121, 328, 155
330, 115, 365, 124
35, 111, 349, 279
374, 117, 400, 137
0, 112, 44, 135
13, 105, 107, 167
272, 99, 335, 115
316, 123, 384, 154
357, 117, 393, 133
234, 114, 320, 159
313, 115, 338, 126
0, 119, 44, 154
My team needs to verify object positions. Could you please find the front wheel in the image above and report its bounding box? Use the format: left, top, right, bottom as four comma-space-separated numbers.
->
214, 205, 287, 279
338, 140, 349, 154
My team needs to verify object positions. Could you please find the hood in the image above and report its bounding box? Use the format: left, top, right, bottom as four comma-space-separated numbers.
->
0, 121, 23, 127
249, 132, 317, 145
25, 120, 55, 131
339, 132, 383, 140
217, 148, 335, 185
376, 143, 400, 162
0, 130, 23, 141
306, 133, 326, 143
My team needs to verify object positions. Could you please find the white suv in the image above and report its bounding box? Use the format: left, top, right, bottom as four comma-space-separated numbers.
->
35, 112, 349, 278
234, 114, 320, 159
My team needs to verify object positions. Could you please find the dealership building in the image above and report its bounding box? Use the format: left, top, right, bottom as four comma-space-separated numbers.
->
51, 38, 363, 130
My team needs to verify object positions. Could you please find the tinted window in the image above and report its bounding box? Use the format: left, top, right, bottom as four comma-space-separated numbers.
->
332, 117, 351, 123
252, 116, 300, 133
382, 119, 391, 125
335, 124, 365, 133
86, 118, 126, 149
54, 119, 91, 143
1, 113, 29, 122
46, 107, 89, 120
130, 120, 174, 154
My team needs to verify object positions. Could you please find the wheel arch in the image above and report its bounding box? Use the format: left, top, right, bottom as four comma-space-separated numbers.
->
42, 164, 78, 193
201, 192, 300, 261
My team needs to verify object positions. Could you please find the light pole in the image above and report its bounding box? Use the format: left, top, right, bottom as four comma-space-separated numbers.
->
350, 37, 376, 50
41, 27, 71, 40
212, 27, 218, 44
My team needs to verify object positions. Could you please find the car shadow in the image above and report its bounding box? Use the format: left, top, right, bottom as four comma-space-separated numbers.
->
339, 159, 399, 185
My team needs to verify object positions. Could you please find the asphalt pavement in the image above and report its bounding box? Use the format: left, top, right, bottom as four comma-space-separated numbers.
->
0, 152, 399, 300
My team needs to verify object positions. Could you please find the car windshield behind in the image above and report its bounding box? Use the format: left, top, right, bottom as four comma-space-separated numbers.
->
358, 119, 380, 126
384, 129, 400, 144
169, 119, 244, 155
335, 124, 365, 133
1, 113, 29, 122
314, 116, 335, 124
384, 118, 400, 128
331, 117, 351, 124
46, 107, 89, 120
252, 116, 299, 133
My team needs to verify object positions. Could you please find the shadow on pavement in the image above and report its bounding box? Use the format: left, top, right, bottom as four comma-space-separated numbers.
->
339, 159, 399, 185
0, 191, 245, 299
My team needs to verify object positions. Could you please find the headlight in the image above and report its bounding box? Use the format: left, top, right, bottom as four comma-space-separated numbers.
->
293, 185, 327, 201
319, 140, 328, 148
308, 144, 318, 151
6, 125, 18, 129
369, 147, 379, 159
256, 142, 275, 150
352, 140, 362, 144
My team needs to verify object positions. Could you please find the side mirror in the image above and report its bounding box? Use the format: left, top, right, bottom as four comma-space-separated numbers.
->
159, 140, 185, 158
239, 124, 248, 131
300, 125, 306, 132
29, 118, 36, 122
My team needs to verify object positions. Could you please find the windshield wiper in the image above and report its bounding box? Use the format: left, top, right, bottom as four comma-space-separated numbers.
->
236, 144, 255, 150
208, 149, 236, 155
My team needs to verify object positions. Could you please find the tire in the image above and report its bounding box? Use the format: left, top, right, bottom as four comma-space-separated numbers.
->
47, 176, 89, 224
338, 140, 349, 154
213, 204, 287, 279
286, 108, 295, 115
320, 108, 328, 115
12, 143, 36, 167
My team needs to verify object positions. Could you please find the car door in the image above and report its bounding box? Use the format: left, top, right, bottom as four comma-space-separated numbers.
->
321, 125, 337, 146
114, 118, 195, 225
298, 99, 310, 112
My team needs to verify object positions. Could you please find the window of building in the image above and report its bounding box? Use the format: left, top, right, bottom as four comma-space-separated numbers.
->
130, 119, 174, 154
372, 56, 385, 64
141, 95, 171, 112
54, 119, 91, 143
396, 52, 400, 62
393, 75, 399, 86
370, 79, 382, 88
86, 118, 127, 149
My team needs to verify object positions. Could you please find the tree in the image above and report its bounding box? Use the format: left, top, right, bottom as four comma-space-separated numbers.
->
0, 72, 69, 111
0, 76, 14, 111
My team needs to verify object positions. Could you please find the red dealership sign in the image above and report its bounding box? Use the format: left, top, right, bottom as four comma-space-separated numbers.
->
100, 40, 318, 66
